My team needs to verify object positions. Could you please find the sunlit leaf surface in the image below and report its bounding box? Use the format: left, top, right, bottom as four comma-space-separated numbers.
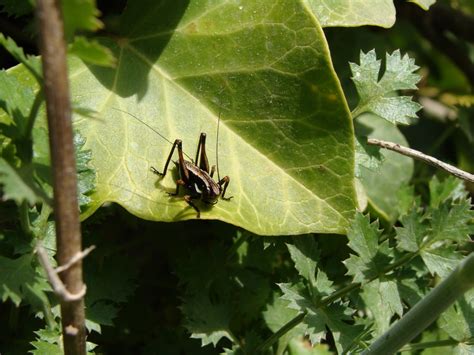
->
14, 0, 356, 235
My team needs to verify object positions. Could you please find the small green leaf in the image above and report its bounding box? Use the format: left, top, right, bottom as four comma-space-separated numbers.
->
0, 158, 43, 205
69, 36, 116, 67
430, 199, 473, 243
351, 50, 421, 124
86, 301, 118, 334
345, 213, 393, 283
29, 341, 63, 355
438, 290, 474, 342
421, 246, 464, 278
395, 208, 427, 252
429, 176, 467, 208
0, 69, 36, 137
182, 293, 233, 347
347, 213, 381, 260
0, 253, 48, 306
61, 0, 103, 39
287, 236, 320, 287
0, 34, 41, 80
263, 295, 307, 352
361, 279, 403, 335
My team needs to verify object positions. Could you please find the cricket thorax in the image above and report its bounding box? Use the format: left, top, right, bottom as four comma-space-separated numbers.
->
185, 161, 220, 199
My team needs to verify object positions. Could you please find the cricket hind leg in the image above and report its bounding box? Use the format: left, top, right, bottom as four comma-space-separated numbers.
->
195, 133, 210, 173
218, 176, 233, 200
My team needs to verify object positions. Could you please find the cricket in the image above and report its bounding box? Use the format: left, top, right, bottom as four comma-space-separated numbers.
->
113, 108, 233, 218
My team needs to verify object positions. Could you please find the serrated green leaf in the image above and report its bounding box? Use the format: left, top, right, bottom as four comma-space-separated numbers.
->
351, 50, 421, 124
0, 158, 44, 205
361, 279, 403, 335
438, 290, 474, 342
62, 0, 103, 39
356, 113, 414, 222
347, 213, 381, 260
305, 303, 363, 353
395, 184, 419, 217
395, 208, 427, 252
182, 293, 233, 347
29, 341, 63, 355
430, 199, 473, 243
429, 176, 467, 208
86, 301, 118, 333
0, 69, 35, 137
279, 282, 314, 312
305, 0, 396, 28
16, 0, 357, 235
0, 253, 48, 306
287, 236, 320, 287
421, 247, 464, 278
0, 33, 41, 80
278, 280, 362, 353
69, 36, 116, 67
263, 296, 307, 354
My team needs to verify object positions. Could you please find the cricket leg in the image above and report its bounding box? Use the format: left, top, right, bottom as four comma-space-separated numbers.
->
218, 176, 233, 200
210, 165, 216, 178
184, 195, 201, 218
168, 179, 185, 196
195, 133, 210, 173
151, 139, 182, 177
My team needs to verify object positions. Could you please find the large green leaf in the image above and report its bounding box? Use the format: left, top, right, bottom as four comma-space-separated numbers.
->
8, 0, 357, 235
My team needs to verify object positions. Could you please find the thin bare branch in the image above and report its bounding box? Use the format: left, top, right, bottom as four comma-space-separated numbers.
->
367, 138, 474, 183
36, 245, 87, 302
55, 246, 96, 274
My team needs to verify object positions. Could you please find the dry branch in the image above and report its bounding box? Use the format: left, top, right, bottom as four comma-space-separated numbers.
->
367, 138, 474, 183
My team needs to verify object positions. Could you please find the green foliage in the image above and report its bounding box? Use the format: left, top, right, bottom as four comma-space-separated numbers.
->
68, 36, 116, 67
351, 50, 422, 124
1, 1, 474, 354
61, 0, 103, 40
0, 253, 50, 306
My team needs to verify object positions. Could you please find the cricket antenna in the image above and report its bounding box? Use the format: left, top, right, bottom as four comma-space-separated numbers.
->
112, 107, 193, 161
216, 109, 222, 182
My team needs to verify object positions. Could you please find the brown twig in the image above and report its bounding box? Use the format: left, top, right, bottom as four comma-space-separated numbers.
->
36, 245, 88, 302
35, 0, 86, 353
367, 138, 474, 183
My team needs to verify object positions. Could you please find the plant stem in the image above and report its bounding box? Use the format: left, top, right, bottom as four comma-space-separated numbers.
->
367, 138, 474, 183
361, 253, 474, 355
35, 0, 86, 353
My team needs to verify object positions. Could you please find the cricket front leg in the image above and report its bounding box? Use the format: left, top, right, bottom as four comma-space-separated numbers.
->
151, 139, 182, 177
184, 195, 201, 218
168, 179, 185, 196
218, 176, 233, 200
